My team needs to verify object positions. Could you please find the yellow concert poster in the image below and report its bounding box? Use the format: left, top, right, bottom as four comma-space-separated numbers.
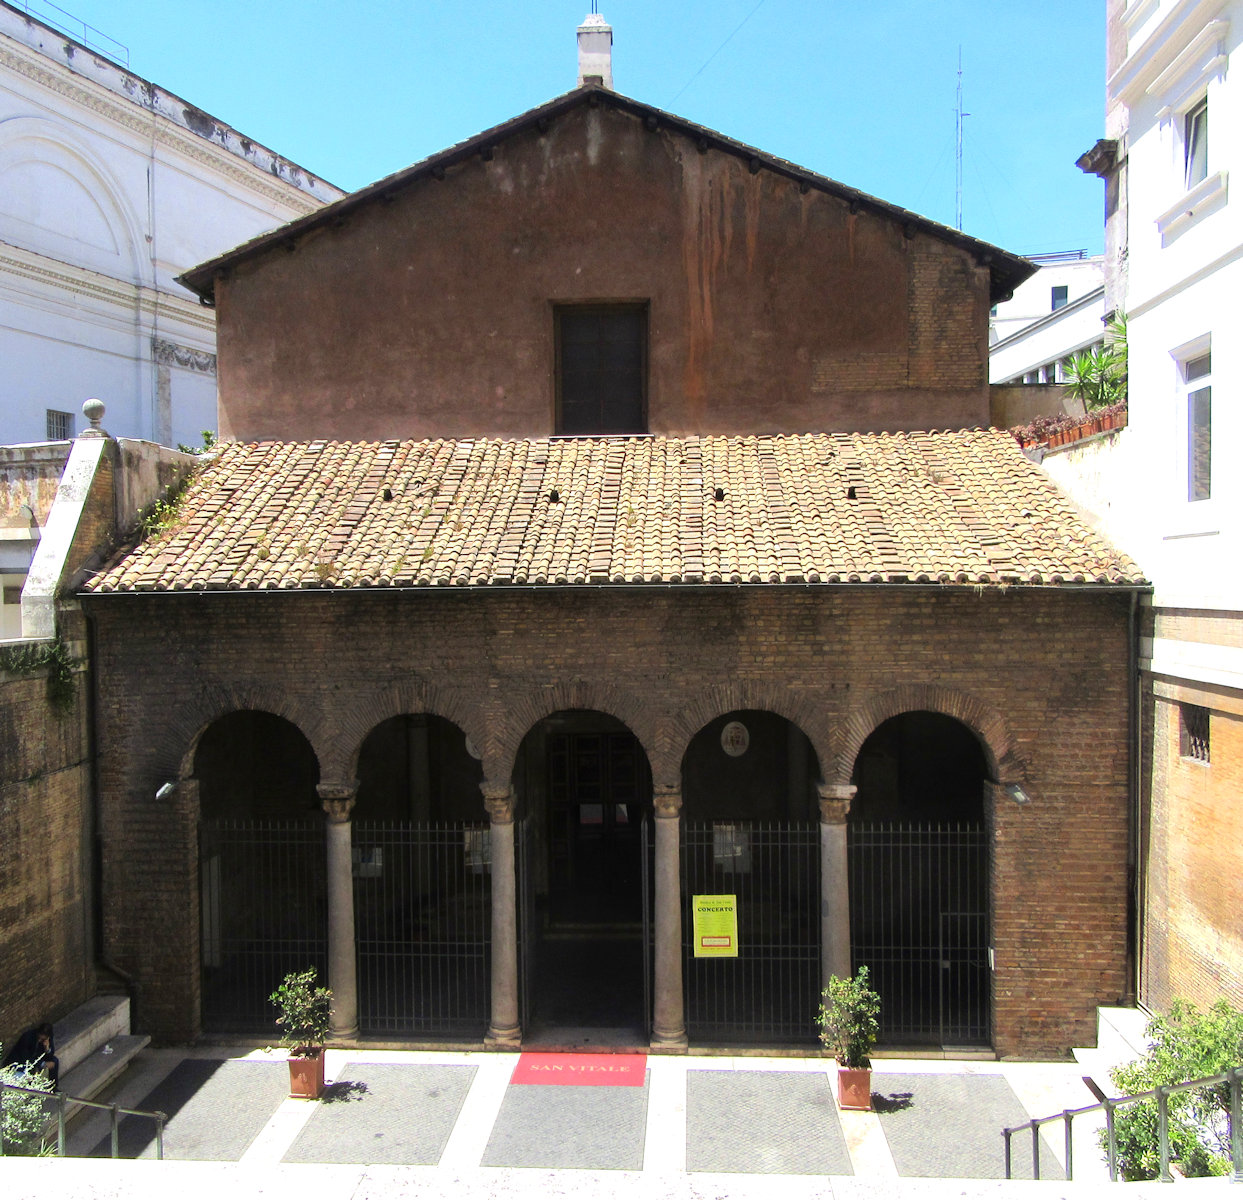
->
692, 894, 739, 958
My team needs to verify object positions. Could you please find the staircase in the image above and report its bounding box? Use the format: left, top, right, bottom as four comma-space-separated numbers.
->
54, 994, 149, 1102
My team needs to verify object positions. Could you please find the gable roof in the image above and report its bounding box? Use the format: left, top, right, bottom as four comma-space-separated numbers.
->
178, 85, 1034, 306
86, 430, 1145, 595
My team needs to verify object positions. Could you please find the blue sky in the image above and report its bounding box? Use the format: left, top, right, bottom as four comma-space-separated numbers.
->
52, 1, 1106, 257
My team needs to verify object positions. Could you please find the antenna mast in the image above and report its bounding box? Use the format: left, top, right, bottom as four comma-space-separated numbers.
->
955, 46, 968, 231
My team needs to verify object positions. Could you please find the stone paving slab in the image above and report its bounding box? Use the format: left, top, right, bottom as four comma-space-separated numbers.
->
871, 1072, 1064, 1181
89, 1059, 287, 1160
282, 1062, 476, 1165
686, 1069, 851, 1175
481, 1075, 649, 1170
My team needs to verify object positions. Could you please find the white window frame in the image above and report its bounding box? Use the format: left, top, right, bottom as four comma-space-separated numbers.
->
1165, 336, 1218, 540
1184, 96, 1208, 191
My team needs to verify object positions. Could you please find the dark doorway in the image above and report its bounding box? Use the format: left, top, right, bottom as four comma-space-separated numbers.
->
849, 711, 991, 1047
515, 712, 652, 1045
352, 715, 489, 1038
680, 710, 821, 1045
197, 710, 325, 1033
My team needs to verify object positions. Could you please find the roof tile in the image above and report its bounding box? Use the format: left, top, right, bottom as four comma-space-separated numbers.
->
86, 431, 1146, 594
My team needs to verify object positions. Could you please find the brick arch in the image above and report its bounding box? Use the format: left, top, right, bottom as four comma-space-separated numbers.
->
834, 684, 1019, 786
491, 679, 661, 785
171, 685, 325, 782
322, 681, 486, 787
666, 682, 832, 791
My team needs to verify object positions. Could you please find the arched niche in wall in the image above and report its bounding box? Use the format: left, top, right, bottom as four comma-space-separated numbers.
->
0, 115, 142, 282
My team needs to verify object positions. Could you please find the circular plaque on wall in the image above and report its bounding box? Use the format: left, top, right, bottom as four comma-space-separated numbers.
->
720, 720, 750, 757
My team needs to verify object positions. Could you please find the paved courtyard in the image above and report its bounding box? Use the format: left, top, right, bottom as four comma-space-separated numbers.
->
49, 1045, 1110, 1184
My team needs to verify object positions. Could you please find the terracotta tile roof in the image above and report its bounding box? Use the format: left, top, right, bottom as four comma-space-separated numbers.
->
85, 431, 1146, 594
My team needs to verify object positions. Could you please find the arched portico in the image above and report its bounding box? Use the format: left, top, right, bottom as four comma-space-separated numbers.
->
679, 710, 823, 1044
847, 709, 994, 1047
194, 709, 326, 1033
511, 709, 654, 1044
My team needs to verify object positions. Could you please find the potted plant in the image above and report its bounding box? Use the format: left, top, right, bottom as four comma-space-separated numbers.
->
270, 967, 332, 1100
817, 966, 881, 1111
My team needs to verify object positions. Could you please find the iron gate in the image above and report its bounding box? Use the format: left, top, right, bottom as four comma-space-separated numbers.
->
199, 819, 327, 1032
682, 821, 819, 1044
352, 822, 491, 1036
849, 821, 990, 1046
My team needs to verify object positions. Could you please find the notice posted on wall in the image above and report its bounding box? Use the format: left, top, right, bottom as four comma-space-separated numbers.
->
692, 894, 739, 958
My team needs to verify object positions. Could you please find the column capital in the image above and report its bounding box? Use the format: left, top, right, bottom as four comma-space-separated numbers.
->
481, 781, 514, 824
652, 785, 682, 818
817, 782, 856, 824
318, 780, 358, 824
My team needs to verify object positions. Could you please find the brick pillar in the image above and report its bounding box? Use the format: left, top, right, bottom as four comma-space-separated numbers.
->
484, 782, 521, 1048
819, 782, 856, 985
652, 785, 687, 1049
319, 782, 359, 1040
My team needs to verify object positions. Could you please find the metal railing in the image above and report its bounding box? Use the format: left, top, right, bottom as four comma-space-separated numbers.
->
1003, 1064, 1243, 1183
11, 1, 129, 67
0, 1079, 166, 1159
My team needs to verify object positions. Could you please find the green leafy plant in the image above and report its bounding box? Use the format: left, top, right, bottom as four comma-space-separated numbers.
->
176, 430, 219, 455
0, 1044, 53, 1156
1064, 312, 1127, 411
1102, 999, 1243, 1180
0, 633, 76, 716
270, 968, 332, 1058
816, 967, 881, 1068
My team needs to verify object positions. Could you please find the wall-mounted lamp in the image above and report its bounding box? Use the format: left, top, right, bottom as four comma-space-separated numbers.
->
155, 781, 176, 800
1005, 783, 1030, 805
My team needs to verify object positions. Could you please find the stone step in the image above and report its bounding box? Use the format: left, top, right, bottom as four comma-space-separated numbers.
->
54, 994, 132, 1076
58, 1033, 150, 1104
1073, 1005, 1150, 1096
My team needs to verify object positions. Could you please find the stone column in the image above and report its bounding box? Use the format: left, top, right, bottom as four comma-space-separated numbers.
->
483, 782, 521, 1048
652, 785, 687, 1049
819, 782, 857, 986
319, 782, 359, 1040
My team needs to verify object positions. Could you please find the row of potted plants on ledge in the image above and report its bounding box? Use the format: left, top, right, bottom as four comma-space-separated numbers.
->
1012, 401, 1128, 450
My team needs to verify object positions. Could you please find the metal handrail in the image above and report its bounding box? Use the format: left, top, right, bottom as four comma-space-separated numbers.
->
0, 1079, 166, 1159
1003, 1063, 1243, 1183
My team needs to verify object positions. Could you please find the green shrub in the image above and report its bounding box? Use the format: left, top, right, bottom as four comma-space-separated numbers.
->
816, 967, 881, 1069
270, 968, 332, 1057
1103, 999, 1243, 1180
0, 1047, 53, 1156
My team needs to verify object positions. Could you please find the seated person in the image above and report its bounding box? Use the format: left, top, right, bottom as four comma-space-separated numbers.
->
3, 1022, 58, 1090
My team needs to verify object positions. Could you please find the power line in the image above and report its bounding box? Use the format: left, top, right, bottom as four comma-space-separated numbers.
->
670, 0, 770, 106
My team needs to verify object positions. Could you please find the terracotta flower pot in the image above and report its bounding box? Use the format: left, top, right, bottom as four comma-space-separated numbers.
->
836, 1065, 872, 1110
288, 1051, 326, 1099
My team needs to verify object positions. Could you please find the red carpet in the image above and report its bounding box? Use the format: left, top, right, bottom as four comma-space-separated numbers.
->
511, 1052, 647, 1086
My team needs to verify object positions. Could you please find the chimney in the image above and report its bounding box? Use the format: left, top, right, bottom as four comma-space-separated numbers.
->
577, 12, 613, 89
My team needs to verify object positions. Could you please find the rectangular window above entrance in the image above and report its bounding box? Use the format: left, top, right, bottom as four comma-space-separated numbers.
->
555, 304, 647, 435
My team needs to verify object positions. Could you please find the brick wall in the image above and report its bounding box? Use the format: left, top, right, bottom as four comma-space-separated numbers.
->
1142, 682, 1243, 1013
0, 660, 93, 1053
86, 585, 1132, 1055
216, 102, 993, 443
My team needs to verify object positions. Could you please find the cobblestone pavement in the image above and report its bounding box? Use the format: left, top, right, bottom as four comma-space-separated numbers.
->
46, 1045, 1118, 1197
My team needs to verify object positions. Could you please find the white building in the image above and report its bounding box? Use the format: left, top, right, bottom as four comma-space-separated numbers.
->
1060, 0, 1242, 1016
0, 1, 343, 449
988, 251, 1105, 385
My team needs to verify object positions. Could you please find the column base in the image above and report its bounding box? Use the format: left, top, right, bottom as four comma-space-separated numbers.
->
329, 1024, 360, 1042
650, 1028, 688, 1052
485, 1024, 522, 1050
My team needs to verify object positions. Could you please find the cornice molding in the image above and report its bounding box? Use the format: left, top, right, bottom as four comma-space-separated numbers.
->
0, 40, 326, 216
152, 336, 217, 376
1111, 0, 1229, 104
1, 241, 216, 334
